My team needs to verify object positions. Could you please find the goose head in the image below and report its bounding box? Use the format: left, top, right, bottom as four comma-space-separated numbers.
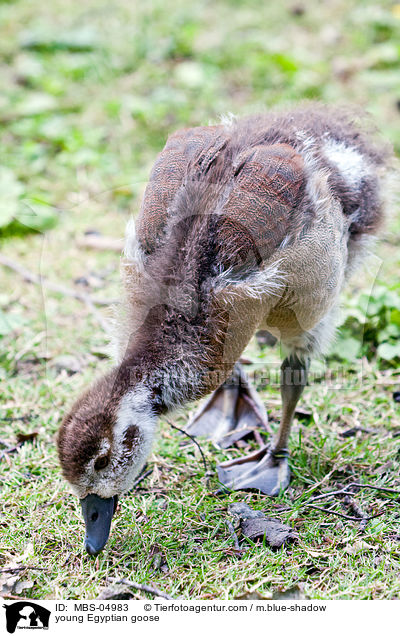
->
57, 367, 157, 555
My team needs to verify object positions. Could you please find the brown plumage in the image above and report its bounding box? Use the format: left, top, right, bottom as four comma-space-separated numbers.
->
57, 104, 393, 555
137, 106, 388, 256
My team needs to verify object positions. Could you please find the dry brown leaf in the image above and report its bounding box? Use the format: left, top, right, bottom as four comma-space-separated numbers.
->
16, 431, 38, 444
235, 590, 272, 600
272, 584, 307, 600
0, 548, 35, 596
97, 585, 134, 600
345, 540, 377, 555
0, 542, 36, 595
228, 502, 297, 548
241, 516, 298, 548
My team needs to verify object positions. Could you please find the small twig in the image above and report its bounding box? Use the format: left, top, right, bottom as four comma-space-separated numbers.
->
132, 468, 153, 490
342, 495, 365, 519
307, 488, 355, 503
0, 432, 39, 461
165, 418, 209, 476
349, 482, 400, 496
342, 495, 369, 532
292, 470, 336, 502
307, 482, 400, 504
1, 594, 32, 601
0, 254, 114, 331
0, 566, 47, 574
293, 480, 400, 527
0, 442, 23, 460
226, 520, 241, 552
305, 504, 387, 522
0, 415, 36, 424
76, 235, 123, 252
339, 426, 373, 438
110, 577, 173, 600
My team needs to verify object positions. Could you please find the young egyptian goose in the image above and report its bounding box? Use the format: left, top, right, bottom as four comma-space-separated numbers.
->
58, 105, 391, 555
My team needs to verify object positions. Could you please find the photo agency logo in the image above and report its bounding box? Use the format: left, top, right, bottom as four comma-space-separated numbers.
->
3, 602, 51, 634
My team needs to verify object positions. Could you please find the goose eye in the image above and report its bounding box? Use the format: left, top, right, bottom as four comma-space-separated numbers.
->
94, 455, 109, 471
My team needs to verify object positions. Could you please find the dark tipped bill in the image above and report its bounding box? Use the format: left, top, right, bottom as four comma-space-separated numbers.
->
80, 494, 118, 555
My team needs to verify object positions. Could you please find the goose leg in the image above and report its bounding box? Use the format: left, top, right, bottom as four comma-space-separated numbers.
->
217, 354, 309, 495
186, 363, 269, 449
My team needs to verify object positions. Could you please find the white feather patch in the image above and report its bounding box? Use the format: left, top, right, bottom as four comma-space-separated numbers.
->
214, 259, 286, 302
123, 217, 145, 269
110, 384, 157, 495
323, 138, 370, 189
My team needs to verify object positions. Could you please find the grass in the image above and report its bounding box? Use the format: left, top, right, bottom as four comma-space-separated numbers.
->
1, 0, 400, 600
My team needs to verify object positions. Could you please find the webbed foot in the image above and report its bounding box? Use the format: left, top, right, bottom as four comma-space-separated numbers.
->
186, 365, 269, 449
217, 446, 290, 496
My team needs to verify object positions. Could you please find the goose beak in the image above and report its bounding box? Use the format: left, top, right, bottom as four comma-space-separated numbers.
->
80, 494, 118, 555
